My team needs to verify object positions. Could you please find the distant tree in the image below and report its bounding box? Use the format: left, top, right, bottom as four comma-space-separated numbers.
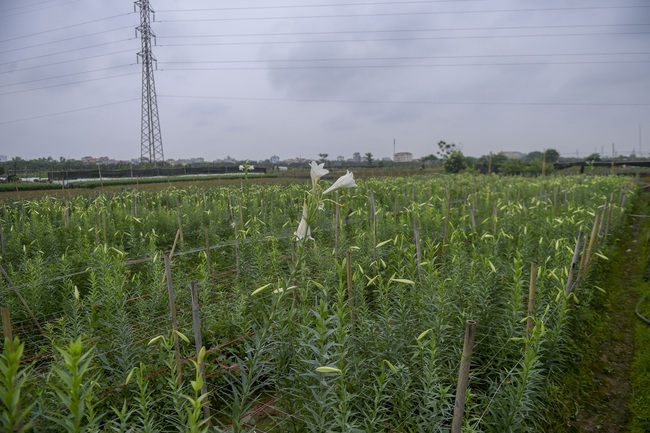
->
365, 152, 374, 164
525, 151, 544, 162
437, 140, 456, 159
500, 159, 526, 176
443, 151, 467, 173
585, 153, 601, 162
544, 149, 560, 163
420, 154, 438, 165
319, 153, 328, 162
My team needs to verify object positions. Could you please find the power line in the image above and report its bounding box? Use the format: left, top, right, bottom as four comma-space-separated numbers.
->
0, 72, 140, 96
157, 51, 650, 65
0, 26, 136, 55
0, 64, 137, 88
0, 49, 136, 75
158, 93, 650, 107
159, 60, 650, 71
157, 0, 496, 13
0, 13, 135, 43
156, 23, 650, 39
0, 98, 140, 125
158, 31, 650, 47
157, 6, 650, 23
0, 38, 136, 66
1, 0, 83, 18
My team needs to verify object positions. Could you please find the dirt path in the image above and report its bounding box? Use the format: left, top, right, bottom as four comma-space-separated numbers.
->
566, 184, 649, 432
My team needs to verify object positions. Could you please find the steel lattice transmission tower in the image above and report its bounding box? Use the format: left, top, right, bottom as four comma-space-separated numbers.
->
135, 0, 164, 165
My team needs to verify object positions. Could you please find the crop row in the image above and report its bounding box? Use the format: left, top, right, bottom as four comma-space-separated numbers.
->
0, 173, 635, 432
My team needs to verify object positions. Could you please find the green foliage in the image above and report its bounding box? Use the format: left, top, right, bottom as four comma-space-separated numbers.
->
0, 338, 33, 433
0, 173, 635, 431
443, 151, 467, 173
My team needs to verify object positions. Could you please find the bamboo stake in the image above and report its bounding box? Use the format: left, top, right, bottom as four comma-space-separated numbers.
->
443, 184, 451, 246
0, 264, 41, 332
413, 217, 422, 280
63, 197, 69, 228
526, 261, 538, 339
346, 251, 356, 335
451, 320, 477, 433
0, 217, 5, 258
164, 255, 183, 386
177, 200, 184, 243
582, 213, 600, 277
204, 227, 212, 278
228, 193, 241, 279
335, 192, 340, 251
190, 281, 211, 425
369, 190, 377, 266
564, 231, 583, 296
162, 229, 182, 284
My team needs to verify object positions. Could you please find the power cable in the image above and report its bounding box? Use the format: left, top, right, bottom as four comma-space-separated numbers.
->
157, 6, 650, 23
0, 64, 136, 88
0, 48, 136, 74
1, 0, 83, 18
157, 0, 497, 13
0, 72, 139, 97
0, 38, 136, 66
0, 98, 140, 125
158, 93, 650, 107
159, 60, 650, 71
0, 13, 135, 43
157, 31, 650, 46
157, 51, 650, 65
0, 25, 135, 55
156, 23, 650, 39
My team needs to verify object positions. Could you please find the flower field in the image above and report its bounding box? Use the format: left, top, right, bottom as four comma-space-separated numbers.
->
0, 171, 635, 432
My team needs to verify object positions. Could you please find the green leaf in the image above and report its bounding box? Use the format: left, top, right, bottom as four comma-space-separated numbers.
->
315, 366, 342, 374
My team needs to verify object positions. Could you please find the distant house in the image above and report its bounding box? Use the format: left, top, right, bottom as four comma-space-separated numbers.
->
393, 152, 413, 163
353, 152, 361, 163
270, 155, 280, 164
499, 151, 525, 160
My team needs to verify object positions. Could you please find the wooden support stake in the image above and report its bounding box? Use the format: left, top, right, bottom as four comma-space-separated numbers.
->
0, 217, 5, 258
443, 184, 451, 246
228, 193, 241, 279
164, 255, 183, 386
582, 213, 600, 278
413, 217, 422, 280
63, 197, 69, 228
190, 281, 211, 425
177, 200, 184, 243
451, 320, 477, 433
346, 251, 356, 335
526, 261, 538, 339
204, 227, 212, 278
564, 231, 583, 296
369, 190, 377, 266
335, 193, 340, 251
1, 305, 12, 344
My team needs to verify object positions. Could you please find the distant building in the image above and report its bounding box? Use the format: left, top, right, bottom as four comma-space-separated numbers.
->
382, 157, 392, 162
393, 152, 413, 163
499, 151, 525, 160
270, 155, 280, 164
353, 152, 361, 163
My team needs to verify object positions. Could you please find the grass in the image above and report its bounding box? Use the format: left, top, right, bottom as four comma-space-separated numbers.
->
543, 179, 650, 432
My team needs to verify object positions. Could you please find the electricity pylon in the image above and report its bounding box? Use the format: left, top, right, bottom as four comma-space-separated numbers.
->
135, 0, 164, 165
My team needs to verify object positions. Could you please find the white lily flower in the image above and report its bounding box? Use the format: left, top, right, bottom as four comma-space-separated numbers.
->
294, 204, 313, 240
249, 165, 254, 171
310, 161, 329, 190
323, 170, 357, 194
239, 165, 245, 171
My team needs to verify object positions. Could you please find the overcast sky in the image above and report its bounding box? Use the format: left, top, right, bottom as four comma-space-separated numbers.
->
0, 0, 649, 162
